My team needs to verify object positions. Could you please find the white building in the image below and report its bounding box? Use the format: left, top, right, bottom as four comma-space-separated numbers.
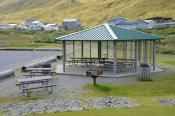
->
144, 20, 156, 29
44, 24, 59, 31
63, 19, 82, 30
25, 20, 45, 31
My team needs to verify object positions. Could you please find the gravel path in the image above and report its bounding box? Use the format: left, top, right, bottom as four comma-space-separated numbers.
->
0, 97, 139, 115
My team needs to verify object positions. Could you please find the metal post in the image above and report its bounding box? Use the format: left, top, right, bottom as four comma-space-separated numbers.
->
134, 41, 138, 72
107, 41, 109, 58
144, 41, 148, 63
90, 41, 92, 58
123, 41, 127, 60
98, 41, 102, 59
138, 41, 141, 63
113, 41, 117, 74
130, 42, 133, 59
153, 41, 156, 70
150, 41, 152, 64
81, 41, 84, 58
62, 41, 66, 72
73, 41, 75, 57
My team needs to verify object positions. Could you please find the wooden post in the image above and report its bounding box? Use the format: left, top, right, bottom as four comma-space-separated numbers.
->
144, 41, 148, 63
81, 41, 84, 58
113, 41, 117, 74
62, 41, 66, 72
153, 41, 156, 70
90, 41, 92, 58
134, 41, 138, 72
73, 41, 75, 57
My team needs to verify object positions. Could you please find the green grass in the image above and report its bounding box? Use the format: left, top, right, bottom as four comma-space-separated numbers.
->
26, 106, 175, 116
142, 26, 175, 55
0, 29, 67, 45
85, 72, 175, 97
0, 0, 174, 26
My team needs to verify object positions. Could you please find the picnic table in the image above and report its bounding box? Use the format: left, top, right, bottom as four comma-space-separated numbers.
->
68, 57, 108, 66
16, 76, 56, 96
24, 68, 54, 77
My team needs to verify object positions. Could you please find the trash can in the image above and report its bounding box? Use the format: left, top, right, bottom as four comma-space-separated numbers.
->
139, 63, 150, 81
42, 63, 51, 75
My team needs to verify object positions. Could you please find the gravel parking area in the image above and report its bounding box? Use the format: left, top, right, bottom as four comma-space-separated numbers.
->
0, 50, 59, 72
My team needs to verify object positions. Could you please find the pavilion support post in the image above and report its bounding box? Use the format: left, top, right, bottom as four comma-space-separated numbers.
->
107, 41, 109, 58
150, 41, 152, 64
90, 41, 92, 58
62, 41, 66, 72
98, 41, 102, 59
113, 41, 117, 74
130, 42, 133, 60
73, 41, 75, 57
144, 41, 148, 63
81, 41, 84, 58
138, 41, 141, 63
153, 41, 156, 70
134, 41, 138, 72
123, 41, 127, 60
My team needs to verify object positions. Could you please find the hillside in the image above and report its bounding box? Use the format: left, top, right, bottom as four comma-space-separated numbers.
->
0, 0, 174, 26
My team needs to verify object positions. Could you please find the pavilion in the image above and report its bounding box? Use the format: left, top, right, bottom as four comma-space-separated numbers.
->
56, 23, 164, 75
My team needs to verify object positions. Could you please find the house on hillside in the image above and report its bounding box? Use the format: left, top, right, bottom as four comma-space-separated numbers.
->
115, 20, 149, 30
28, 21, 45, 31
63, 19, 82, 30
108, 17, 126, 25
44, 24, 59, 31
146, 17, 174, 23
144, 20, 156, 29
23, 18, 37, 26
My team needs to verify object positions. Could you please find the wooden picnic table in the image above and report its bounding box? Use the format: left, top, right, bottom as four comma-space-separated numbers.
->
17, 76, 53, 84
16, 76, 54, 96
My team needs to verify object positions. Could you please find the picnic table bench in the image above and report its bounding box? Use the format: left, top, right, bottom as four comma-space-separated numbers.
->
24, 68, 54, 77
16, 76, 56, 96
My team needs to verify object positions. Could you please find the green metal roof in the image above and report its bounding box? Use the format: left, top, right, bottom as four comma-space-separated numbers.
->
56, 24, 164, 41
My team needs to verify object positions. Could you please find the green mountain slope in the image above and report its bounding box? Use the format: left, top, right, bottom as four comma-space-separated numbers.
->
0, 0, 174, 26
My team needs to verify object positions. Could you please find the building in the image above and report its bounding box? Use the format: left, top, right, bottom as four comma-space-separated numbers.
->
108, 17, 126, 25
44, 24, 59, 31
144, 20, 156, 29
63, 19, 82, 30
146, 17, 174, 23
55, 23, 164, 76
23, 18, 37, 26
115, 21, 149, 30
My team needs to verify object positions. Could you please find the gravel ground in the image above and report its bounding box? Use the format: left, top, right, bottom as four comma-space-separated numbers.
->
0, 74, 137, 97
0, 97, 139, 115
0, 50, 59, 72
160, 99, 175, 106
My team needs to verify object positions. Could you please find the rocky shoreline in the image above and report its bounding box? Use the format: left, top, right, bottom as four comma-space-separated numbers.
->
0, 97, 139, 115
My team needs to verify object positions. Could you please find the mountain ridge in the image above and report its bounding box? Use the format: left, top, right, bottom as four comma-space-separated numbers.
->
0, 0, 174, 26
